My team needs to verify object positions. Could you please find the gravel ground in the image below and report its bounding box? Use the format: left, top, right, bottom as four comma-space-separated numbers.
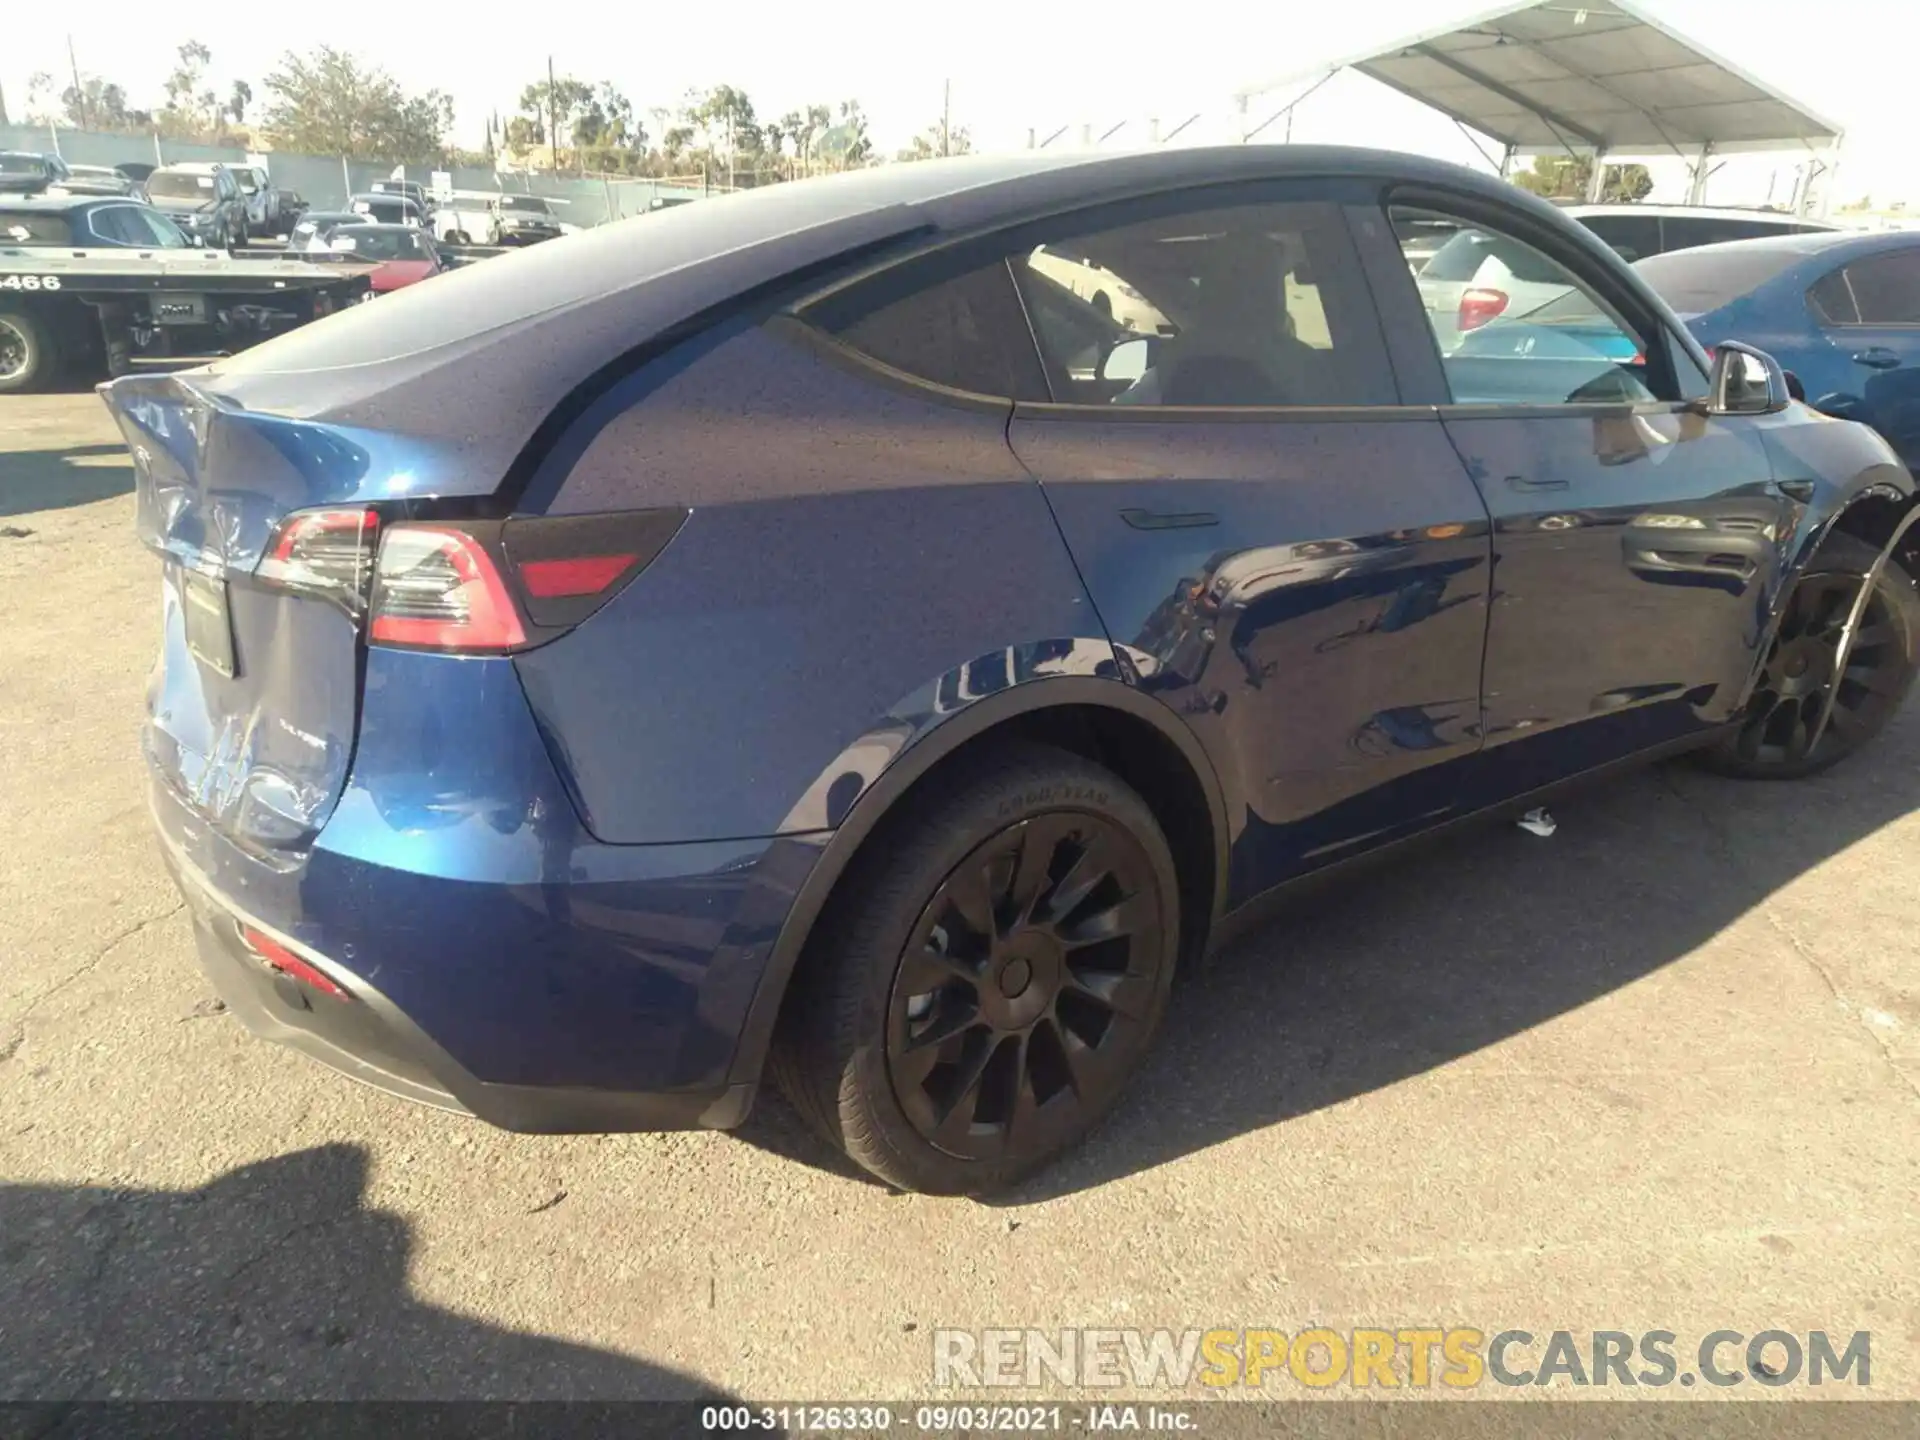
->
1, 392, 1916, 1405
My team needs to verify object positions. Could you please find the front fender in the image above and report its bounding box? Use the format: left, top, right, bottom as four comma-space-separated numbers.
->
1744, 408, 1919, 697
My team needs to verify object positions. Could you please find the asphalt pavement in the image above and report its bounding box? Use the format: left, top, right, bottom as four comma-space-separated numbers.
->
1, 392, 1915, 1403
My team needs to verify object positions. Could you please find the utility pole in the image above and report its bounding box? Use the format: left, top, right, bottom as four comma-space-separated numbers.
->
941, 79, 950, 157
547, 55, 559, 173
0, 78, 10, 127
67, 35, 86, 129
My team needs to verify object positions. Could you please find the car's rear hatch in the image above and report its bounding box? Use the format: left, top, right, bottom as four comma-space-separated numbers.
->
105, 187, 950, 857
103, 373, 489, 858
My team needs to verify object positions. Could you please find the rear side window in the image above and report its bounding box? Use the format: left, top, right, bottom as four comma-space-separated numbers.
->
84, 206, 140, 244
1578, 214, 1661, 263
1009, 197, 1396, 407
813, 260, 1050, 401
1838, 252, 1920, 324
1808, 268, 1858, 324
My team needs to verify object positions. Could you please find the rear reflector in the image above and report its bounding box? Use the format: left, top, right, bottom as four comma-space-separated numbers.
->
1458, 286, 1510, 332
370, 525, 528, 651
256, 507, 380, 608
518, 553, 636, 598
241, 926, 349, 999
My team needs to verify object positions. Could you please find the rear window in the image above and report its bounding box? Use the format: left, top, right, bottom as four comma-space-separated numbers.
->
0, 210, 72, 245
1632, 246, 1808, 315
1577, 214, 1661, 263
147, 172, 214, 200
1421, 230, 1570, 284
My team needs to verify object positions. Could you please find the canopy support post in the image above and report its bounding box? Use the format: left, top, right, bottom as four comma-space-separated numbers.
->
1584, 148, 1610, 202
1499, 142, 1517, 179
1686, 141, 1716, 205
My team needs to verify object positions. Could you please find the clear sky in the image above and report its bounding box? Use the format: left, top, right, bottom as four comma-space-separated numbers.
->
2, 0, 1908, 208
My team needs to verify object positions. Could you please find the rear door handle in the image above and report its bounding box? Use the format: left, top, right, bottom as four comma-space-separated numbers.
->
1120, 508, 1219, 530
1852, 346, 1902, 371
1504, 474, 1570, 492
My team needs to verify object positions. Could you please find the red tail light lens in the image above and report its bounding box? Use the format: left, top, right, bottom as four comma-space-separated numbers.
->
370, 525, 528, 651
1458, 287, 1510, 332
256, 507, 380, 609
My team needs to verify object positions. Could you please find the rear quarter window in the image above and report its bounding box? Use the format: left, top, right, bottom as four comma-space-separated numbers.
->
809, 260, 1050, 401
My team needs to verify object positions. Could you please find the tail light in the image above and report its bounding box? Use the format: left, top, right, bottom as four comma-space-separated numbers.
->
1458, 287, 1509, 332
255, 505, 687, 654
256, 507, 380, 609
370, 526, 527, 650
372, 509, 687, 653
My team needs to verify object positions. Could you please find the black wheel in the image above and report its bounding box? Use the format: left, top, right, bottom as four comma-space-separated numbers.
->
773, 743, 1179, 1195
0, 310, 56, 395
1091, 290, 1113, 319
1701, 533, 1920, 779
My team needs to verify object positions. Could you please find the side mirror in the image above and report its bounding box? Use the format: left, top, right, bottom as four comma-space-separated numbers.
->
1102, 337, 1151, 384
1704, 341, 1790, 415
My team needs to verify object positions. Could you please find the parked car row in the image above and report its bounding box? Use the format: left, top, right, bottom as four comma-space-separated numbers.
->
1, 153, 307, 245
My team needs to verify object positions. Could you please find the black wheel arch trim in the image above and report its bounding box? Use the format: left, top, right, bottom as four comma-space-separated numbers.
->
724, 673, 1231, 1089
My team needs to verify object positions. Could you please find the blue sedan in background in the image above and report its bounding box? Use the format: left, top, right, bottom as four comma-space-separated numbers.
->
1635, 230, 1920, 468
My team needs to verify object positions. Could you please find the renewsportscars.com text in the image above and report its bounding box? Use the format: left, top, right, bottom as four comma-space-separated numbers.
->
933, 1328, 1872, 1390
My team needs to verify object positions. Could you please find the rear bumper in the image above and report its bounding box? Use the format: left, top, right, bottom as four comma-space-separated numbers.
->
159, 823, 755, 1132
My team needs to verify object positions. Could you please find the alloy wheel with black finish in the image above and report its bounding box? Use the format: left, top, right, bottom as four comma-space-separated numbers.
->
0, 310, 56, 395
773, 743, 1179, 1195
1703, 533, 1920, 780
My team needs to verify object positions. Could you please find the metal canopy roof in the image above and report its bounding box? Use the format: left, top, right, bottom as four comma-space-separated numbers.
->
1241, 0, 1842, 157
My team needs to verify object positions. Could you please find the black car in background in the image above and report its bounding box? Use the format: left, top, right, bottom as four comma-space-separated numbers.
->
0, 195, 196, 249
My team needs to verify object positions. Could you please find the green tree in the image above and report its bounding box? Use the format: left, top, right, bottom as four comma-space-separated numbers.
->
1512, 154, 1653, 203
261, 46, 453, 161
60, 76, 134, 131
160, 40, 222, 138
898, 118, 972, 161
816, 99, 872, 170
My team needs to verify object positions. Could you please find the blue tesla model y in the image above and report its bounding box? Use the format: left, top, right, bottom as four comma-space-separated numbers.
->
105, 148, 1920, 1193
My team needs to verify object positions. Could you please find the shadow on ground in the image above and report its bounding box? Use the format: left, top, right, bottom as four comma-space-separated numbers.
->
0, 445, 133, 519
734, 706, 1920, 1202
0, 1144, 732, 1402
